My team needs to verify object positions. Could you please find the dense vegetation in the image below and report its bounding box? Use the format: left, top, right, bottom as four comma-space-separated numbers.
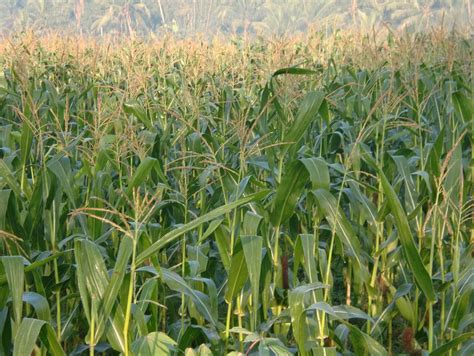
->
0, 0, 472, 37
0, 30, 472, 355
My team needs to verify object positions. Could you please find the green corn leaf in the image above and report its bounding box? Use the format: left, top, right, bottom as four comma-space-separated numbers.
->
293, 235, 304, 286
137, 190, 268, 265
392, 155, 418, 214
0, 257, 24, 329
123, 101, 152, 130
430, 332, 474, 356
307, 302, 385, 355
0, 252, 67, 286
270, 160, 308, 227
289, 283, 328, 355
447, 287, 473, 330
272, 67, 319, 77
241, 235, 263, 330
299, 234, 327, 336
378, 168, 436, 302
0, 160, 22, 198
347, 322, 387, 355
22, 292, 51, 322
443, 144, 462, 206
307, 302, 373, 322
13, 318, 64, 356
127, 157, 158, 195
19, 122, 32, 184
0, 189, 10, 229
299, 234, 319, 284
300, 157, 330, 191
74, 239, 126, 352
94, 236, 133, 342
198, 218, 224, 243
131, 332, 177, 355
311, 347, 336, 356
284, 91, 325, 153
225, 240, 249, 304
138, 266, 217, 327
214, 225, 231, 272
313, 189, 369, 282
242, 212, 262, 235
47, 156, 76, 208
426, 128, 445, 180
259, 337, 293, 355
372, 284, 413, 332
131, 304, 149, 337
0, 308, 8, 355
24, 173, 44, 240
452, 91, 472, 123
190, 277, 218, 323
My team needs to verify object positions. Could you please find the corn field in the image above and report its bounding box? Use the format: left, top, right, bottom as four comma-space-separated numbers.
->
0, 31, 472, 355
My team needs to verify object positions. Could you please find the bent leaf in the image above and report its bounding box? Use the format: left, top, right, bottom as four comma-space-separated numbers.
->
378, 168, 436, 302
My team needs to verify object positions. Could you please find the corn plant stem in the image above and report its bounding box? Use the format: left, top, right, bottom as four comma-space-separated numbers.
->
438, 207, 448, 341
388, 317, 393, 354
237, 292, 244, 351
224, 165, 245, 347
222, 164, 233, 348
90, 311, 95, 356
272, 222, 283, 337
368, 116, 384, 332
379, 117, 388, 324
54, 258, 61, 338
225, 300, 233, 343
123, 228, 138, 356
20, 166, 26, 194
321, 161, 350, 331
428, 302, 434, 352
427, 185, 443, 349
44, 158, 63, 340
180, 146, 189, 341
197, 189, 205, 244
313, 219, 325, 346
320, 227, 336, 338
273, 225, 281, 272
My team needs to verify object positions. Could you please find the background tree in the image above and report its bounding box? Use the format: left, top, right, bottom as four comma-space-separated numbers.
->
0, 0, 471, 36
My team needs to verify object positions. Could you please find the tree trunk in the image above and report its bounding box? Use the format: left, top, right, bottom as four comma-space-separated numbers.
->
157, 0, 166, 26
351, 0, 358, 25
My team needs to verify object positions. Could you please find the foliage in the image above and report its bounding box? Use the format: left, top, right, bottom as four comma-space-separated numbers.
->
0, 0, 472, 37
0, 30, 472, 355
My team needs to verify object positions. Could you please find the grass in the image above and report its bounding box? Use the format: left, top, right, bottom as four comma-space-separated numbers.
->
0, 29, 472, 355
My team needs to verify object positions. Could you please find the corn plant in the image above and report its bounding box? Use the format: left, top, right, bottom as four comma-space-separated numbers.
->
0, 30, 472, 355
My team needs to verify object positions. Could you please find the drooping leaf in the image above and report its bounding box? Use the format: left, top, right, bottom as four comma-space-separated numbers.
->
289, 283, 328, 355
225, 241, 249, 304
241, 235, 263, 329
137, 190, 268, 264
313, 189, 369, 282
430, 332, 474, 356
300, 157, 330, 191
74, 239, 126, 352
284, 91, 325, 151
270, 160, 308, 227
22, 292, 51, 322
13, 318, 64, 356
0, 257, 24, 328
378, 168, 436, 302
131, 332, 177, 355
137, 266, 217, 327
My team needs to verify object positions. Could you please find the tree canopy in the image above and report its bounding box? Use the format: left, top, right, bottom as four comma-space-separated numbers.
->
0, 0, 471, 37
